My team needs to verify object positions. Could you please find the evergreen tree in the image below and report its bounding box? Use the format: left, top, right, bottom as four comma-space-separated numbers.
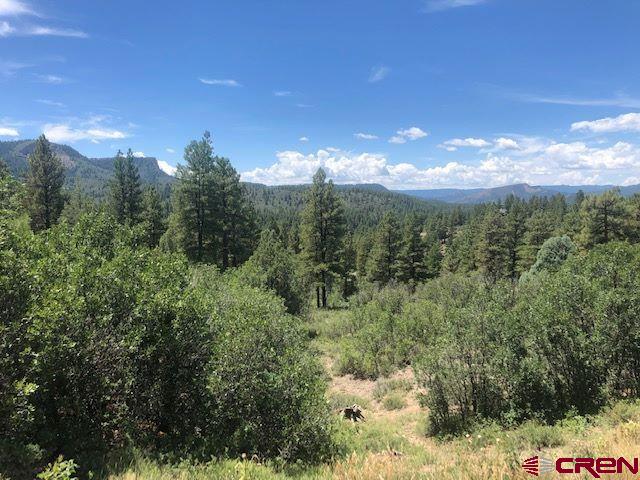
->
367, 212, 400, 285
423, 237, 443, 279
60, 184, 96, 226
172, 132, 218, 261
25, 134, 65, 232
141, 186, 166, 247
504, 197, 528, 279
355, 232, 372, 279
395, 215, 425, 286
214, 156, 256, 269
110, 149, 142, 224
441, 221, 478, 274
579, 189, 628, 247
300, 168, 345, 308
476, 207, 509, 282
518, 210, 554, 271
337, 232, 357, 299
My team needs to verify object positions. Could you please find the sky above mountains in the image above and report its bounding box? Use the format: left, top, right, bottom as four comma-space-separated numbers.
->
1, 0, 639, 189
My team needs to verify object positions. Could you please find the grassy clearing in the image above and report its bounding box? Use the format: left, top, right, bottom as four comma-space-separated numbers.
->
103, 309, 640, 479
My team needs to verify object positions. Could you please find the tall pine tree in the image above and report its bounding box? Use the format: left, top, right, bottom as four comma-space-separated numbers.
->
25, 134, 65, 232
395, 215, 425, 286
110, 149, 142, 225
141, 186, 166, 247
172, 132, 217, 261
300, 168, 345, 308
367, 212, 400, 285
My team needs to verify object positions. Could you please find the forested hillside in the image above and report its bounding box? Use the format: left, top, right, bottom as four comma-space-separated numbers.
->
2, 133, 640, 480
0, 140, 174, 198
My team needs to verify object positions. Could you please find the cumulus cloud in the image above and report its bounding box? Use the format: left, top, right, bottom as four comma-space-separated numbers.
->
0, 126, 19, 136
157, 160, 177, 176
493, 137, 520, 150
571, 113, 640, 133
368, 65, 390, 83
43, 116, 130, 144
299, 136, 309, 142
241, 138, 640, 189
132, 151, 145, 158
354, 132, 378, 140
0, 0, 35, 16
440, 137, 491, 151
199, 78, 241, 87
389, 127, 428, 144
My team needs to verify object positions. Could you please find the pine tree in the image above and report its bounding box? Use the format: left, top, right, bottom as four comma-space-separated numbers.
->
172, 132, 218, 261
518, 210, 554, 271
504, 197, 527, 279
367, 212, 400, 285
395, 215, 425, 286
355, 232, 372, 279
61, 184, 96, 225
25, 134, 65, 231
214, 156, 256, 269
337, 232, 357, 299
300, 168, 345, 308
141, 186, 165, 247
476, 207, 509, 282
579, 189, 628, 248
110, 149, 142, 224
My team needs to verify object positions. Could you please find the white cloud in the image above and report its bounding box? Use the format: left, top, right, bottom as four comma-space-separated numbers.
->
354, 132, 378, 140
132, 151, 145, 158
423, 0, 487, 13
493, 137, 520, 150
296, 103, 313, 108
24, 25, 88, 38
389, 126, 428, 144
0, 20, 14, 35
299, 136, 309, 142
199, 78, 241, 87
0, 126, 19, 136
35, 74, 66, 84
440, 137, 491, 150
274, 90, 292, 97
368, 65, 390, 83
571, 113, 640, 133
513, 92, 640, 109
0, 0, 34, 16
157, 160, 177, 176
43, 117, 130, 144
241, 138, 640, 189
166, 148, 175, 154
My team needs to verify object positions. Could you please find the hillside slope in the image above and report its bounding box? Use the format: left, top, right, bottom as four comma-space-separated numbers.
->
0, 139, 174, 198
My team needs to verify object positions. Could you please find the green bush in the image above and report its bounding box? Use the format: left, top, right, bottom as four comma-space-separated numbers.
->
382, 393, 407, 411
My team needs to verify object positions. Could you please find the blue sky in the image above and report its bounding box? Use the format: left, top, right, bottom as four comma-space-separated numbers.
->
1, 0, 640, 188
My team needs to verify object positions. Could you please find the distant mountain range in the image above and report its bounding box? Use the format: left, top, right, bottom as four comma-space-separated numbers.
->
3, 140, 638, 205
396, 182, 640, 204
0, 139, 174, 198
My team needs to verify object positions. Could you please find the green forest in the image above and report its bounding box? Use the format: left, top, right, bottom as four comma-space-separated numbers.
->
2, 133, 640, 480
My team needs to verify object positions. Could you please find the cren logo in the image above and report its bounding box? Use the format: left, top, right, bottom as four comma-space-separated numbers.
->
522, 456, 554, 476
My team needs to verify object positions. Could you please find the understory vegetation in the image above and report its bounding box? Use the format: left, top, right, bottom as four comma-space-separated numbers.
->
2, 134, 640, 479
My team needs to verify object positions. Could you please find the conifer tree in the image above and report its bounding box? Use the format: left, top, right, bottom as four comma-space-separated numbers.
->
367, 212, 400, 285
172, 132, 218, 261
476, 207, 509, 282
25, 134, 65, 231
395, 215, 425, 286
300, 168, 345, 308
141, 186, 166, 247
61, 184, 95, 225
110, 149, 142, 225
214, 156, 256, 269
579, 189, 628, 248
